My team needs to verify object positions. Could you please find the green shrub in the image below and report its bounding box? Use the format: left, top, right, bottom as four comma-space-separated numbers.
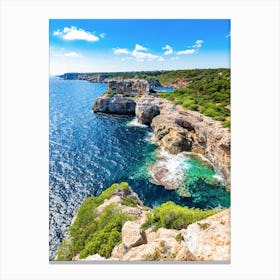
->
122, 196, 140, 207
142, 201, 217, 230
175, 233, 184, 243
56, 183, 127, 260
222, 119, 231, 130
79, 203, 133, 259
158, 68, 230, 124
182, 99, 198, 110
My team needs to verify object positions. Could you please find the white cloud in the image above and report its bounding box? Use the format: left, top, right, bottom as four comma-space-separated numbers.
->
176, 40, 203, 55
113, 48, 130, 55
131, 50, 158, 62
177, 49, 196, 55
64, 52, 81, 57
134, 44, 148, 51
100, 33, 106, 39
158, 56, 165, 62
53, 26, 100, 42
171, 56, 179, 60
162, 45, 173, 55
113, 44, 159, 62
193, 40, 204, 48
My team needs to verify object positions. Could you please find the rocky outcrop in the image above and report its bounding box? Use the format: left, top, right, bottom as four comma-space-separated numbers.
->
150, 100, 231, 188
93, 95, 136, 115
184, 208, 230, 261
93, 79, 151, 114
135, 98, 161, 125
149, 149, 191, 193
111, 227, 196, 261
122, 221, 147, 248
106, 78, 150, 96
147, 79, 161, 88
151, 114, 193, 154
162, 79, 188, 89
93, 79, 230, 188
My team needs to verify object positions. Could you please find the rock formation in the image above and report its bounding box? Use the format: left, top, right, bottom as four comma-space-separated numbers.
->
93, 79, 152, 114
135, 98, 160, 125
93, 79, 231, 188
122, 221, 147, 248
93, 95, 136, 115
111, 226, 196, 261
106, 78, 150, 96
150, 101, 231, 188
184, 208, 230, 261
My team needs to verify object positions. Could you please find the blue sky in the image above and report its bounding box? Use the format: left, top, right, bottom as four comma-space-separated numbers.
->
49, 19, 230, 75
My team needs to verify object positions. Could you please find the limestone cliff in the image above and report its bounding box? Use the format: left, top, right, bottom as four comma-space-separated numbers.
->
93, 79, 230, 189
93, 79, 152, 114
150, 100, 231, 188
93, 95, 136, 115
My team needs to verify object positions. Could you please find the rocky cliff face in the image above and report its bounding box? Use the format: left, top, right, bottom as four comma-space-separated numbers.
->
106, 78, 150, 96
93, 95, 136, 115
93, 79, 230, 189
150, 100, 231, 188
93, 79, 151, 114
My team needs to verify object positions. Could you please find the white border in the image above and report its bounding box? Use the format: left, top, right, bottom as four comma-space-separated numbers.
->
0, 0, 279, 279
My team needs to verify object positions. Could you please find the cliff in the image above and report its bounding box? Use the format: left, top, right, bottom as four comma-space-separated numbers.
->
93, 79, 231, 189
55, 182, 230, 262
93, 79, 152, 114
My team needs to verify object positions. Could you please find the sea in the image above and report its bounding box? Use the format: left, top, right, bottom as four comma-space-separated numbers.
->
49, 77, 230, 260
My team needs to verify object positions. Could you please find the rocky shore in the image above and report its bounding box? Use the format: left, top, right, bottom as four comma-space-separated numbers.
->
93, 78, 231, 189
56, 183, 230, 262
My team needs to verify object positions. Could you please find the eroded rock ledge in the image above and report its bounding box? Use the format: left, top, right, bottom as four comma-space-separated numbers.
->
93, 79, 230, 189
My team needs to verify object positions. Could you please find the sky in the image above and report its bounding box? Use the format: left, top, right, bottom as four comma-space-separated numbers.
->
49, 19, 230, 75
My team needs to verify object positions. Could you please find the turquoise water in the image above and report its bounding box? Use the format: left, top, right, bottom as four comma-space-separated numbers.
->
154, 86, 174, 92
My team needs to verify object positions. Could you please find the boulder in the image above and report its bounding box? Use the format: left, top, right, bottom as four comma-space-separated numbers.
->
122, 221, 147, 248
184, 209, 230, 261
111, 227, 196, 261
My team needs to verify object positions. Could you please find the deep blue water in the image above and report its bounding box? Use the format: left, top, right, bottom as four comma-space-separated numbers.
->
49, 78, 192, 260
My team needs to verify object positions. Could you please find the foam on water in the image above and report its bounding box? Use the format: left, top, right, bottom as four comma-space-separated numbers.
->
127, 117, 147, 127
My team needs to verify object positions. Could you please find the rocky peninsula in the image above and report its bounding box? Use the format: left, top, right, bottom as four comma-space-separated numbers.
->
93, 78, 231, 190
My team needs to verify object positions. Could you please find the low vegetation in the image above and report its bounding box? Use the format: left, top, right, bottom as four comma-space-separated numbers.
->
141, 201, 217, 231
55, 182, 134, 261
56, 183, 219, 261
158, 69, 230, 129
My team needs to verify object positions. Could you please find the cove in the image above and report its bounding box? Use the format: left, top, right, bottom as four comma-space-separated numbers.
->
49, 78, 230, 260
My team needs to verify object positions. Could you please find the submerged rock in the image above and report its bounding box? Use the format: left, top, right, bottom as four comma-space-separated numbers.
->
150, 149, 190, 192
